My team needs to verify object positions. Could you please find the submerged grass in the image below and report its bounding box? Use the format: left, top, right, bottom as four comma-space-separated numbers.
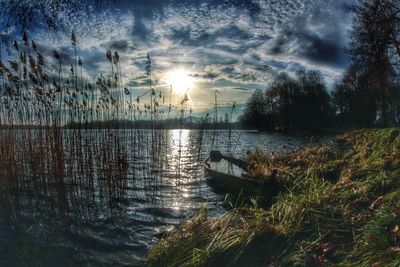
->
147, 128, 400, 266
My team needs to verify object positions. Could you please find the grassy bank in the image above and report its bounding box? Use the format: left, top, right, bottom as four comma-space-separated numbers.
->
147, 129, 400, 266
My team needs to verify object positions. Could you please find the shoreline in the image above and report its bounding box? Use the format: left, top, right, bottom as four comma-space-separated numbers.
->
147, 128, 400, 266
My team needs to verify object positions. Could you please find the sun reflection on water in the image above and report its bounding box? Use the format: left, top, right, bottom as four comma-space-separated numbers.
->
168, 129, 198, 211
169, 129, 190, 164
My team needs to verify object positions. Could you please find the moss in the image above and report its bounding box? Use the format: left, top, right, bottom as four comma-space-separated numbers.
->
147, 129, 400, 267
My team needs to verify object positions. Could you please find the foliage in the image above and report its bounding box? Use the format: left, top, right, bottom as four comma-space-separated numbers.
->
241, 0, 400, 131
147, 129, 400, 266
333, 0, 400, 128
240, 89, 267, 130
240, 70, 332, 131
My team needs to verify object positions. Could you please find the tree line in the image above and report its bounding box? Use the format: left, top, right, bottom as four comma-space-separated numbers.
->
241, 0, 400, 131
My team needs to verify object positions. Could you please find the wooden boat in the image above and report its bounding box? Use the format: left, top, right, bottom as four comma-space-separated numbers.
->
204, 151, 277, 193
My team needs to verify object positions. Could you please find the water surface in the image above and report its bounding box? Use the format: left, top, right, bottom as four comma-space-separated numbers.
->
0, 129, 331, 266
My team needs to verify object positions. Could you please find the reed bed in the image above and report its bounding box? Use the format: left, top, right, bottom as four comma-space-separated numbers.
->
0, 31, 212, 243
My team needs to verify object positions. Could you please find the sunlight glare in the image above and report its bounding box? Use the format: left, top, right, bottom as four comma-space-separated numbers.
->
165, 70, 193, 94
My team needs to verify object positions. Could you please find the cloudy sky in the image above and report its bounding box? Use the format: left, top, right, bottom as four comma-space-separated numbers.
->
4, 0, 356, 118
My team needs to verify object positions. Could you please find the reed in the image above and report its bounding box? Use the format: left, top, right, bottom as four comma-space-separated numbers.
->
0, 30, 207, 236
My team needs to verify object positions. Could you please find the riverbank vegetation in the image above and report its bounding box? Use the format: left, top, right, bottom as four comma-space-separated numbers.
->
0, 27, 215, 266
241, 0, 400, 132
147, 128, 400, 266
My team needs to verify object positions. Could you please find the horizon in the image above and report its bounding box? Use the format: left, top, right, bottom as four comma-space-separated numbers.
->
0, 0, 354, 120
1, 1, 400, 266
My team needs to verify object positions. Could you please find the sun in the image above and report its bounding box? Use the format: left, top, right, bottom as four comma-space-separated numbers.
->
165, 70, 193, 94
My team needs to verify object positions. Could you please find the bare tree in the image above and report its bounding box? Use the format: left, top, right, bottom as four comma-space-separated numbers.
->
349, 0, 399, 127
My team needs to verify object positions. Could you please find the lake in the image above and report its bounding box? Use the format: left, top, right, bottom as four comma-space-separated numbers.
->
0, 129, 332, 266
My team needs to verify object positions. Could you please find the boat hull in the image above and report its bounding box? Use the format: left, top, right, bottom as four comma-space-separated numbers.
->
203, 156, 276, 195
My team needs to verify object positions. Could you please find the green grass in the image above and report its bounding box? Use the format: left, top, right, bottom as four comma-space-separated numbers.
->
147, 129, 400, 267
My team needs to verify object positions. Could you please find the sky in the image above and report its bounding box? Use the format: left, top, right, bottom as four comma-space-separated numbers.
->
2, 0, 356, 119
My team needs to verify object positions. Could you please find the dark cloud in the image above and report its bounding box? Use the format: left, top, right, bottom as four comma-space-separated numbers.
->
15, 0, 356, 114
269, 28, 346, 66
102, 40, 133, 53
267, 4, 350, 68
266, 60, 288, 70
302, 36, 346, 66
191, 71, 220, 80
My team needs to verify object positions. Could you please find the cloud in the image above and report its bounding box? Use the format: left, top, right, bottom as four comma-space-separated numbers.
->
265, 2, 350, 67
33, 8, 135, 49
101, 40, 134, 53
17, 0, 356, 115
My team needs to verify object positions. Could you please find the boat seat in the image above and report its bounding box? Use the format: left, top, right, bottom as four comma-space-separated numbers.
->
210, 150, 223, 162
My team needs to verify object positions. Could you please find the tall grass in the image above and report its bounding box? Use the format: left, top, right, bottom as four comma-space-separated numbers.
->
0, 31, 206, 230
147, 129, 400, 266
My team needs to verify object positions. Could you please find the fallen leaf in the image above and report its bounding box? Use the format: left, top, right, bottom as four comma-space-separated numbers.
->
390, 247, 400, 253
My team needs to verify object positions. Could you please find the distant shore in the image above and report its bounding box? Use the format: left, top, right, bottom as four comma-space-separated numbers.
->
0, 122, 354, 134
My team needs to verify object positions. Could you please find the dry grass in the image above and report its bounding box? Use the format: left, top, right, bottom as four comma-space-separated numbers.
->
147, 129, 400, 267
